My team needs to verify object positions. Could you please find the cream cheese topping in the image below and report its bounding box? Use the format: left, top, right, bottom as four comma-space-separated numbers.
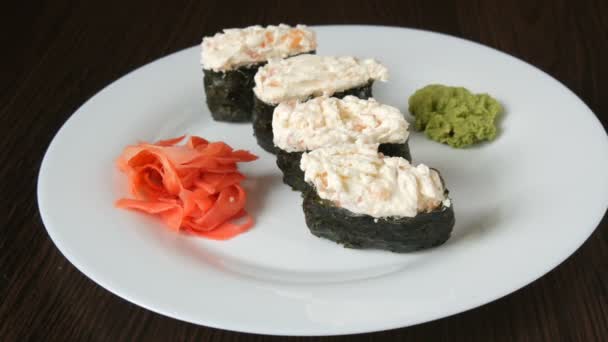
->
253, 54, 389, 104
300, 144, 447, 218
273, 96, 409, 152
201, 24, 316, 72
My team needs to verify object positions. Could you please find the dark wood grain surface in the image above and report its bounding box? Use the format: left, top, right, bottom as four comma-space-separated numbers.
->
1, 1, 607, 341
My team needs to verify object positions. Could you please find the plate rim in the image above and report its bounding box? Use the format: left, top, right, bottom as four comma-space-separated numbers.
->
37, 24, 608, 336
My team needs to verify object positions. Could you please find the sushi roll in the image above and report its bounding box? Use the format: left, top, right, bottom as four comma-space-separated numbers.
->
253, 54, 389, 153
201, 24, 317, 122
300, 144, 454, 253
273, 95, 411, 191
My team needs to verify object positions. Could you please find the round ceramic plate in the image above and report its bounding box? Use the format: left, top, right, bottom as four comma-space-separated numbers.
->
38, 26, 608, 335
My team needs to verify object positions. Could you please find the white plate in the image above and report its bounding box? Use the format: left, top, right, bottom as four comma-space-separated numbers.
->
38, 26, 608, 335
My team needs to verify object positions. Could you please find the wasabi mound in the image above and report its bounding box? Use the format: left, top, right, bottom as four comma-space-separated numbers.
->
408, 84, 501, 148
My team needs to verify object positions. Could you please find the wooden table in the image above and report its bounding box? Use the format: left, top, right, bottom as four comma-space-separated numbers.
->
2, 1, 607, 340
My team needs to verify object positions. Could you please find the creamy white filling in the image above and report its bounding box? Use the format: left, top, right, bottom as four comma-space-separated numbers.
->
273, 96, 409, 152
301, 144, 447, 218
253, 54, 389, 104
201, 24, 316, 72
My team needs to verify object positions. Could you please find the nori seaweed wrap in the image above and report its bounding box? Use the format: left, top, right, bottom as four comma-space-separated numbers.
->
253, 81, 374, 153
253, 55, 389, 154
276, 150, 310, 192
273, 96, 411, 191
303, 189, 454, 253
299, 144, 454, 252
201, 24, 317, 122
203, 65, 260, 122
276, 140, 411, 192
203, 51, 317, 122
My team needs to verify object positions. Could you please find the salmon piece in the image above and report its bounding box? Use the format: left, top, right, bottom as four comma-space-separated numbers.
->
265, 31, 274, 44
290, 36, 302, 49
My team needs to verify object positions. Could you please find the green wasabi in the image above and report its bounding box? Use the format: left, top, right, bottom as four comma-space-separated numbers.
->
408, 84, 502, 148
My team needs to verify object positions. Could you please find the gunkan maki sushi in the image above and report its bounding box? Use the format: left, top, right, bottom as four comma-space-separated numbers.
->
273, 95, 412, 191
300, 144, 455, 253
252, 54, 388, 153
201, 24, 317, 122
